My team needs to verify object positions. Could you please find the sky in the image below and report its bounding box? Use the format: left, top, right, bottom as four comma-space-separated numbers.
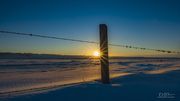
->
0, 0, 180, 57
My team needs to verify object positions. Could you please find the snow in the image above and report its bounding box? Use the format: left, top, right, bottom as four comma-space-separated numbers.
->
0, 58, 180, 101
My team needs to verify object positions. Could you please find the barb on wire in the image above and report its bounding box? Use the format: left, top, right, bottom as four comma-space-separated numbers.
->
0, 30, 180, 54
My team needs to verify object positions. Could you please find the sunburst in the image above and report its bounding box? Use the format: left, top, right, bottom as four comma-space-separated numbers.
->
93, 51, 100, 57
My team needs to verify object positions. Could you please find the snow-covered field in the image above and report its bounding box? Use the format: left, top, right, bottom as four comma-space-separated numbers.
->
0, 58, 180, 100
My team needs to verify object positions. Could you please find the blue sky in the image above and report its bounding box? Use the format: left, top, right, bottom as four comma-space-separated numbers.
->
0, 0, 180, 56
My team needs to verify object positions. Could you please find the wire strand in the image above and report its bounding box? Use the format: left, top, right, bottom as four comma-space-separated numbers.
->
0, 30, 180, 54
0, 31, 98, 44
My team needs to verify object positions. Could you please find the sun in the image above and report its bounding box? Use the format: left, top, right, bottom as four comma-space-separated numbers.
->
93, 51, 100, 57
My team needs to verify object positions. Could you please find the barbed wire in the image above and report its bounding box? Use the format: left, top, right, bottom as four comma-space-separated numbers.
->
0, 30, 180, 54
0, 31, 98, 44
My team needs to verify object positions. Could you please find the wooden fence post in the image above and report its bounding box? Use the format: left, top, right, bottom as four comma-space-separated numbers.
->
99, 24, 110, 84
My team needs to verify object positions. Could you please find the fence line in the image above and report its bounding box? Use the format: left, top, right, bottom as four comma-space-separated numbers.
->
0, 30, 180, 54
